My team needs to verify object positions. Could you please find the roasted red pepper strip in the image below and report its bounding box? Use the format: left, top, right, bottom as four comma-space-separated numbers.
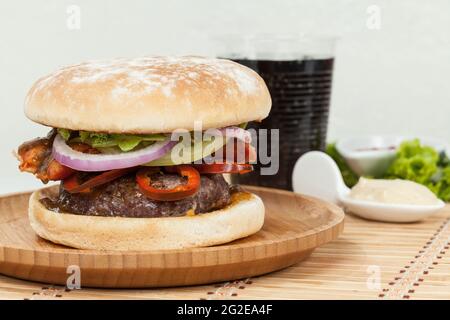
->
63, 167, 135, 193
62, 174, 92, 194
193, 163, 253, 174
136, 165, 200, 201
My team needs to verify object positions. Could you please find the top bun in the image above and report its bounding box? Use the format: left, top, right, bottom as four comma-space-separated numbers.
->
24, 56, 271, 133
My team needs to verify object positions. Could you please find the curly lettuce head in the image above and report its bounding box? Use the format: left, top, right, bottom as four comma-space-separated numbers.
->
385, 139, 450, 201
385, 139, 438, 184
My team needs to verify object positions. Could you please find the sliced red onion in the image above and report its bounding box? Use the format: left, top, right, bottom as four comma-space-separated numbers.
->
52, 134, 177, 172
210, 126, 252, 143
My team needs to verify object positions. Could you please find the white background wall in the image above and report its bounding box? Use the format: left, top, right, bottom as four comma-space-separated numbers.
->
1, 0, 449, 194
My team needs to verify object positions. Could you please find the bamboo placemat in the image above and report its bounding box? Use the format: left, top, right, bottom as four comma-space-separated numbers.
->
1, 206, 449, 300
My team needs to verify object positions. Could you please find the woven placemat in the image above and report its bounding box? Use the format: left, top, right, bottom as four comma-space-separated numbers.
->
1, 206, 449, 300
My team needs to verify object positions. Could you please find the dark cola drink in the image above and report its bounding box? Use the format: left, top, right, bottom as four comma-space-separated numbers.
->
232, 58, 334, 190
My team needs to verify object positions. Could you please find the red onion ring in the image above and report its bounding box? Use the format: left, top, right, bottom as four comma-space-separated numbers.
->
52, 134, 177, 172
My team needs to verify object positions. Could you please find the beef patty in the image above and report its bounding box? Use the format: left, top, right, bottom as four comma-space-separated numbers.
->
40, 173, 231, 218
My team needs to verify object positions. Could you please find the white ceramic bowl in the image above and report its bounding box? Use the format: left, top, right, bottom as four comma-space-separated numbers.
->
336, 135, 449, 177
342, 196, 445, 223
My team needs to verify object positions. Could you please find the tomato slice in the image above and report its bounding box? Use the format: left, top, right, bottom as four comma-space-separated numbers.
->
63, 168, 135, 193
136, 165, 200, 201
193, 163, 253, 174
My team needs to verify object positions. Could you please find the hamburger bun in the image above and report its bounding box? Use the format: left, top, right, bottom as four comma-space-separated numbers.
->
28, 187, 265, 251
24, 56, 271, 133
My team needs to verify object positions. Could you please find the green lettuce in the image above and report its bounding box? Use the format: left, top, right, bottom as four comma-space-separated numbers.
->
384, 139, 450, 201
57, 128, 71, 141
58, 123, 248, 153
384, 139, 438, 184
58, 129, 166, 152
326, 143, 359, 187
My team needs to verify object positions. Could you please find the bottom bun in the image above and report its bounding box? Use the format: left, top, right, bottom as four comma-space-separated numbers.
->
28, 187, 265, 251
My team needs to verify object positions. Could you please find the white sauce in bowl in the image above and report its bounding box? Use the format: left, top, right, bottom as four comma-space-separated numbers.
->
349, 177, 440, 206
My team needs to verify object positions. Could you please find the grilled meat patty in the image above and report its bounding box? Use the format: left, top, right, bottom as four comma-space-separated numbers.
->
40, 173, 231, 218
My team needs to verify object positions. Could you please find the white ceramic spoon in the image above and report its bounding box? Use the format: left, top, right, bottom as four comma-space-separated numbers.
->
292, 151, 445, 223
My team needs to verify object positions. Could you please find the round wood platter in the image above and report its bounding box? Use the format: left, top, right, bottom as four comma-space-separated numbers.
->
0, 186, 344, 288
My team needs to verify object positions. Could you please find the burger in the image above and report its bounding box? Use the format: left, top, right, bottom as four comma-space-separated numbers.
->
17, 56, 271, 251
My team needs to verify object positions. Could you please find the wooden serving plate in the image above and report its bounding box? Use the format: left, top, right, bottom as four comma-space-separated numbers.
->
0, 186, 344, 288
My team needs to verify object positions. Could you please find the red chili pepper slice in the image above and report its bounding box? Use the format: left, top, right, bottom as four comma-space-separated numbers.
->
136, 165, 200, 201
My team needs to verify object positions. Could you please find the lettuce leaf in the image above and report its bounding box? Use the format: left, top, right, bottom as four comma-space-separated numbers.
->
326, 143, 359, 187
59, 129, 166, 152
58, 122, 247, 156
116, 136, 142, 152
385, 139, 438, 184
57, 128, 71, 141
384, 139, 450, 201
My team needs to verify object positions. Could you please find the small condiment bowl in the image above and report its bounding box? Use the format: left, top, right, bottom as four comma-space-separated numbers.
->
336, 135, 449, 177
